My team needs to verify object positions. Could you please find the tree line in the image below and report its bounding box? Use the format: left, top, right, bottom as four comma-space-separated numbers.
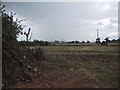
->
96, 37, 120, 46
18, 40, 50, 46
18, 38, 120, 46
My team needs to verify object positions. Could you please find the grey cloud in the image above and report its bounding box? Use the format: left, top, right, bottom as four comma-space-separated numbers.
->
5, 2, 118, 41
97, 22, 104, 26
106, 24, 113, 29
110, 18, 118, 24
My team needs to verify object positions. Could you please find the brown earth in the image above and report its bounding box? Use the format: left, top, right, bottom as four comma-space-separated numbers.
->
10, 69, 106, 88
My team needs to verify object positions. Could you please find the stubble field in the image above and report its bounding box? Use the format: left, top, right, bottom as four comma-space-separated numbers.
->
27, 44, 119, 88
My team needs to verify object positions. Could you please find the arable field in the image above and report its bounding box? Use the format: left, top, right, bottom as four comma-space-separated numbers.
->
23, 44, 119, 88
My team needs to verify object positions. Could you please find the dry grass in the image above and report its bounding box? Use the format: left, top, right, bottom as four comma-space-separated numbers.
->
29, 44, 119, 88
30, 45, 118, 51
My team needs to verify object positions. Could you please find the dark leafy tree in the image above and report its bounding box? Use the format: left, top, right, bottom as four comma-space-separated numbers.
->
87, 41, 90, 43
2, 11, 24, 57
101, 41, 107, 46
95, 38, 101, 44
54, 40, 59, 43
1, 3, 25, 83
101, 37, 110, 46
111, 39, 117, 43
33, 39, 40, 46
71, 41, 75, 43
117, 38, 120, 43
104, 37, 110, 43
44, 41, 50, 46
75, 40, 79, 43
81, 41, 85, 43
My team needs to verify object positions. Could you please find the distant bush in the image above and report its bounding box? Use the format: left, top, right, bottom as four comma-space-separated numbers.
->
18, 40, 50, 46
81, 41, 85, 43
86, 41, 90, 43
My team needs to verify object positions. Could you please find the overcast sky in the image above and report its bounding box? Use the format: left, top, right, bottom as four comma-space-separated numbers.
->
5, 2, 118, 42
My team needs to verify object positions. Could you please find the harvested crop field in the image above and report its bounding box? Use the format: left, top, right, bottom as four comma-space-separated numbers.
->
10, 45, 119, 88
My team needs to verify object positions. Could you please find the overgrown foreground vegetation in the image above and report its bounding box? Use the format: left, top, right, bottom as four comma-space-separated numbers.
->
1, 4, 44, 88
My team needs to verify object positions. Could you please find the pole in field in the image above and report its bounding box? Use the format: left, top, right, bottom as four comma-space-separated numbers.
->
97, 29, 99, 39
96, 29, 100, 44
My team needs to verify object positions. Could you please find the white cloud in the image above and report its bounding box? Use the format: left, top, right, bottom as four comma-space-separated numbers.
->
110, 17, 118, 23
113, 23, 118, 27
91, 18, 111, 25
99, 18, 111, 25
106, 24, 113, 29
101, 3, 113, 11
109, 32, 118, 37
115, 7, 118, 10
97, 22, 104, 26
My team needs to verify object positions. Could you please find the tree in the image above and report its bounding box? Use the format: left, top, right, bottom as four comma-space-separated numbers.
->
111, 39, 116, 43
75, 40, 79, 43
2, 12, 24, 51
2, 11, 25, 59
44, 41, 50, 46
101, 41, 107, 46
117, 38, 120, 43
81, 41, 85, 43
1, 3, 25, 83
101, 37, 110, 46
33, 39, 40, 46
87, 41, 90, 43
95, 38, 101, 44
104, 37, 110, 43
